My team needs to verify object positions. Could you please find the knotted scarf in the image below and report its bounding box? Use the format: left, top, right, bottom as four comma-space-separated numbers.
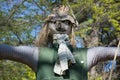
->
53, 34, 76, 75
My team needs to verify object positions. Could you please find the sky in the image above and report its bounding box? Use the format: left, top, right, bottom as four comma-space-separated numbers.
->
0, 0, 85, 47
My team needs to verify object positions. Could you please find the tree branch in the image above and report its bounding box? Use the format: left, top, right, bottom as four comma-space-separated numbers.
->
32, 0, 44, 11
12, 31, 24, 45
7, 0, 26, 23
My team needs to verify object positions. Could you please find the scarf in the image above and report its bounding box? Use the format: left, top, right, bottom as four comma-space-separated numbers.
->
53, 34, 76, 75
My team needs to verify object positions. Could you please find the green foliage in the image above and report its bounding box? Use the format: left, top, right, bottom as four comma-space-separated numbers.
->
0, 60, 35, 80
70, 0, 120, 79
0, 0, 42, 79
69, 0, 120, 47
0, 0, 120, 79
109, 19, 120, 31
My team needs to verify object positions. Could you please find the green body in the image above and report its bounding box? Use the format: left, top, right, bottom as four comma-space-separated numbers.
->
36, 47, 88, 80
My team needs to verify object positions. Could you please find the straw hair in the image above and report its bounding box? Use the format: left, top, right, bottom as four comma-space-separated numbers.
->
58, 5, 69, 16
35, 23, 76, 47
35, 4, 76, 47
52, 5, 69, 15
70, 27, 76, 48
35, 24, 50, 46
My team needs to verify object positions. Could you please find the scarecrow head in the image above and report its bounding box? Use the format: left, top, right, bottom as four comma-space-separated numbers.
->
35, 5, 78, 47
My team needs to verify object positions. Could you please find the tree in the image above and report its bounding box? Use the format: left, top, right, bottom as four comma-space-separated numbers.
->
0, 0, 120, 80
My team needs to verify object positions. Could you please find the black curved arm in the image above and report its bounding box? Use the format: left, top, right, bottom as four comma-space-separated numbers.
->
87, 47, 120, 71
0, 44, 38, 72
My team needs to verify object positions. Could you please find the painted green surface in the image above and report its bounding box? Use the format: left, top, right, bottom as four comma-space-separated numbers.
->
37, 47, 87, 80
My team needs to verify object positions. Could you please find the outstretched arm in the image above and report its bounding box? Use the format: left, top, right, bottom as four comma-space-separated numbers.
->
0, 44, 38, 72
87, 47, 120, 71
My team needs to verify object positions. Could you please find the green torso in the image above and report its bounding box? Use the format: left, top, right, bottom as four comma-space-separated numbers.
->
36, 47, 88, 80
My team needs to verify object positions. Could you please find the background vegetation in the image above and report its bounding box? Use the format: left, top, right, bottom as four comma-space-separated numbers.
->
0, 0, 120, 80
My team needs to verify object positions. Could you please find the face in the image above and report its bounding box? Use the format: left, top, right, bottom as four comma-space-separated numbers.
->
48, 20, 72, 35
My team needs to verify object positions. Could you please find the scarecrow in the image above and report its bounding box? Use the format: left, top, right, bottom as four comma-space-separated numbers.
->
0, 5, 120, 80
